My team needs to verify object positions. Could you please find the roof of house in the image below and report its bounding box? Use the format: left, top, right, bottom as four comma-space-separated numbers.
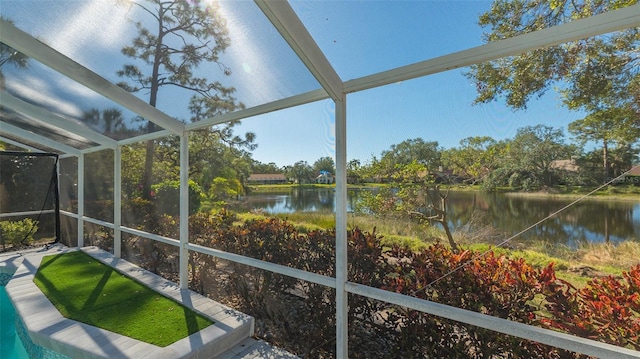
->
626, 165, 640, 176
247, 173, 287, 181
550, 159, 580, 172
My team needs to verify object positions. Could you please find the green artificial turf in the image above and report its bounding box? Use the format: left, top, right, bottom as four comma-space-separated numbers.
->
33, 251, 214, 347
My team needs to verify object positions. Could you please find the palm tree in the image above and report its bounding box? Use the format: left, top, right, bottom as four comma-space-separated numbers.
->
82, 109, 101, 126
102, 109, 124, 134
81, 108, 125, 135
0, 18, 29, 88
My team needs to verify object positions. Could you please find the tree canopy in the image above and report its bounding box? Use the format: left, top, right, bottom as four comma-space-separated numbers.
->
467, 0, 639, 186
117, 0, 249, 199
313, 156, 336, 175
287, 161, 314, 184
442, 136, 503, 184
251, 160, 283, 174
467, 0, 639, 113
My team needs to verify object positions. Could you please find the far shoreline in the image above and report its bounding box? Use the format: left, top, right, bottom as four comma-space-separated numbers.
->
250, 183, 640, 202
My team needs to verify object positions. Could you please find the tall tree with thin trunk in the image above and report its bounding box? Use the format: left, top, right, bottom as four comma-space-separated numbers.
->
569, 108, 640, 182
117, 0, 244, 199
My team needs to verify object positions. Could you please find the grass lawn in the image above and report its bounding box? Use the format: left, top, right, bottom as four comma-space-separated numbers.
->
33, 251, 214, 347
235, 210, 639, 288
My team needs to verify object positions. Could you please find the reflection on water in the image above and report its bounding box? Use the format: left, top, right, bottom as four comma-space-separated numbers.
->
445, 191, 640, 247
243, 187, 358, 213
242, 188, 640, 247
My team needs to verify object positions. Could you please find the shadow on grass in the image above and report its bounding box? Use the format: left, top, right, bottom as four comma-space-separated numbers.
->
33, 251, 214, 346
81, 266, 113, 312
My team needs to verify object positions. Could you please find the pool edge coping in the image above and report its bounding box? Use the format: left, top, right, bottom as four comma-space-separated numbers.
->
5, 245, 254, 359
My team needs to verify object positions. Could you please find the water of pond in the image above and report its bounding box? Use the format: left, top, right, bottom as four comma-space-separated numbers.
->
242, 187, 640, 247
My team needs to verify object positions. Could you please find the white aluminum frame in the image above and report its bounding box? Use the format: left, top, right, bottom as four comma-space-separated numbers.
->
2, 3, 639, 358
1, 92, 118, 149
0, 19, 185, 136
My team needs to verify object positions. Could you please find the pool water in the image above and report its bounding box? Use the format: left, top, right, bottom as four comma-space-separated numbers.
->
1, 285, 30, 359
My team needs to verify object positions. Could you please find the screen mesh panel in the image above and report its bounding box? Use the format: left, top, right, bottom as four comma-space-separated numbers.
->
0, 151, 60, 249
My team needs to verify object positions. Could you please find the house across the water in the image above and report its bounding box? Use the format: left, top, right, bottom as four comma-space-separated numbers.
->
619, 165, 640, 185
316, 173, 335, 184
247, 173, 288, 185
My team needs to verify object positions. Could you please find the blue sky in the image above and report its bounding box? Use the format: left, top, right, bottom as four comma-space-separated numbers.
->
235, 0, 589, 167
1, 0, 592, 167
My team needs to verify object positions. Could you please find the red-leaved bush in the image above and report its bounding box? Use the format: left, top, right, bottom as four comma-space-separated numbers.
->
114, 211, 639, 358
540, 264, 640, 351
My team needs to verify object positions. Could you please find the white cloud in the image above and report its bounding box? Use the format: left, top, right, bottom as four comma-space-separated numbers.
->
6, 74, 84, 119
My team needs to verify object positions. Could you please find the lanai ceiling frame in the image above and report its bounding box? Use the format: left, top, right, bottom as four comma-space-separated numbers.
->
1, 91, 118, 149
192, 4, 640, 136
0, 120, 81, 155
0, 18, 185, 138
0, 2, 639, 358
0, 4, 636, 156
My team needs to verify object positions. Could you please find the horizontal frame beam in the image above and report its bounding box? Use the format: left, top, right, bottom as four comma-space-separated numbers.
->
345, 5, 640, 93
256, 0, 342, 101
1, 91, 118, 149
188, 242, 336, 288
347, 282, 640, 359
186, 89, 328, 131
0, 210, 55, 219
0, 121, 81, 155
0, 19, 185, 136
117, 129, 173, 146
0, 135, 43, 152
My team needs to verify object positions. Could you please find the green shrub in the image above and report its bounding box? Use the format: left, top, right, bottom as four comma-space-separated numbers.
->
607, 186, 620, 194
122, 197, 152, 227
0, 218, 37, 248
208, 177, 243, 201
170, 213, 640, 357
151, 179, 204, 216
